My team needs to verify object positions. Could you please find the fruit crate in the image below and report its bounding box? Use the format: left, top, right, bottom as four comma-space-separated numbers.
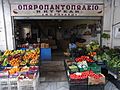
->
17, 73, 39, 90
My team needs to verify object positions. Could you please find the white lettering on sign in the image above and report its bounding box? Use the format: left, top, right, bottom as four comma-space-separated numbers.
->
11, 3, 103, 16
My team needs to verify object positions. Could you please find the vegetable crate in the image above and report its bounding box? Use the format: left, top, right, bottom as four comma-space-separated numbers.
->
88, 74, 105, 85
17, 73, 39, 90
89, 63, 101, 73
79, 67, 90, 72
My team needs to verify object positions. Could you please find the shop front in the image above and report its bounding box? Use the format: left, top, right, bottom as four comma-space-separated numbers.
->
10, 3, 104, 54
2, 1, 120, 90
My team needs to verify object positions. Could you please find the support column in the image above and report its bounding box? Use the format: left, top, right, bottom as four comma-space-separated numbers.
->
0, 0, 7, 51
3, 0, 14, 50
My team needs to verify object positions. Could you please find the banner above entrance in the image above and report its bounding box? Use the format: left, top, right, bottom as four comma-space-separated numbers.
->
11, 3, 104, 16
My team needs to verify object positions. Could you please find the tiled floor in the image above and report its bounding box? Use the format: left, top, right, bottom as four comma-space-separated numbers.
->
38, 81, 69, 90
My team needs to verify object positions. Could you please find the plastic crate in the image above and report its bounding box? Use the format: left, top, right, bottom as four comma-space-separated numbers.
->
0, 77, 18, 90
79, 67, 90, 72
40, 48, 51, 60
89, 63, 101, 73
107, 67, 120, 79
17, 73, 39, 90
0, 78, 9, 90
9, 78, 18, 90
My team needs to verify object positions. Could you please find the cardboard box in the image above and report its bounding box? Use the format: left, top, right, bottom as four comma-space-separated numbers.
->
41, 43, 49, 48
45, 44, 49, 48
88, 74, 105, 85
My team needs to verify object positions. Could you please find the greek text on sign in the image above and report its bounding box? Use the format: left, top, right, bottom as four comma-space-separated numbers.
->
11, 3, 103, 16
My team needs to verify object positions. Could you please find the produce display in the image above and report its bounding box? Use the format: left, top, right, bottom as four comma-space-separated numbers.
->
93, 47, 120, 68
64, 40, 108, 85
65, 40, 120, 82
65, 55, 104, 85
0, 48, 40, 78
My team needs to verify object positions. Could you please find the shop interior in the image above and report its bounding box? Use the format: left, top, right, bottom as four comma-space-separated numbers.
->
14, 19, 102, 54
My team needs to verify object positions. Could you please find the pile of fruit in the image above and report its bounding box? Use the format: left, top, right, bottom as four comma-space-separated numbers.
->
70, 70, 104, 80
0, 48, 40, 75
75, 56, 94, 63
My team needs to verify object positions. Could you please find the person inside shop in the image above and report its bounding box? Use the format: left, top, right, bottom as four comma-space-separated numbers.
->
25, 33, 33, 44
69, 38, 77, 58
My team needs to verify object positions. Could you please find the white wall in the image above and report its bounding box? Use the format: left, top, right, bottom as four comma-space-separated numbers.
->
0, 0, 7, 51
